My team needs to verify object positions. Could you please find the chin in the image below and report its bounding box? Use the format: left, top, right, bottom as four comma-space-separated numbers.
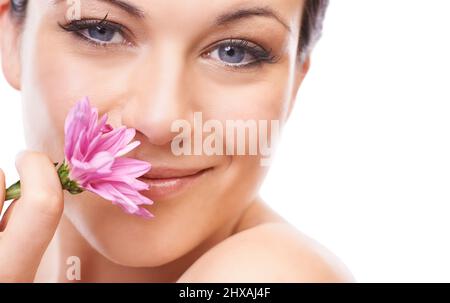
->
93, 237, 187, 268
63, 196, 210, 268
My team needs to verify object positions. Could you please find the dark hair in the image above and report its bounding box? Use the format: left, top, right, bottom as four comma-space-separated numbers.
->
10, 0, 328, 59
300, 0, 329, 59
10, 0, 27, 19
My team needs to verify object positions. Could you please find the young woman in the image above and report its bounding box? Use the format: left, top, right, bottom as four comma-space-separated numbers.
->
0, 0, 353, 282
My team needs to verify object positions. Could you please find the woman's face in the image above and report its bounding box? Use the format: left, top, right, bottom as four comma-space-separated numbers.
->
2, 0, 307, 266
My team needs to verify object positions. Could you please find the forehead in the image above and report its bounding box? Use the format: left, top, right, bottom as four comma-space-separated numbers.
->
45, 0, 304, 27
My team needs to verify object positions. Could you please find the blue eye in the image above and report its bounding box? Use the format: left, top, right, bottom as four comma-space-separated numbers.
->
87, 25, 116, 42
206, 39, 275, 67
81, 24, 126, 44
218, 45, 246, 64
58, 17, 130, 46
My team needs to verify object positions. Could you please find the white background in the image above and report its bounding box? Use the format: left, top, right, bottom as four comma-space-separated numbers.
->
1, 0, 450, 282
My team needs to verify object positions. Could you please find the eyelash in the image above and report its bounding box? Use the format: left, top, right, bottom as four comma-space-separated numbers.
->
58, 16, 279, 69
203, 39, 279, 69
58, 15, 133, 48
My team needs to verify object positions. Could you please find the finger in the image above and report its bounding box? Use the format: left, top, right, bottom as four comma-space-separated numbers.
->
0, 151, 64, 280
0, 168, 5, 214
0, 199, 17, 232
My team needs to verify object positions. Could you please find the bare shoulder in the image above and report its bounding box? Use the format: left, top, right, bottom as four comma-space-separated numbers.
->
177, 221, 354, 282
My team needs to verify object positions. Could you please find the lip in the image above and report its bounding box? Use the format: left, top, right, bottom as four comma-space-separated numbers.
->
138, 166, 212, 200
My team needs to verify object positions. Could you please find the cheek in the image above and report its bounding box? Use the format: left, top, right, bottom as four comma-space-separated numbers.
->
197, 69, 290, 122
19, 30, 133, 157
190, 71, 289, 210
25, 38, 132, 110
195, 69, 289, 164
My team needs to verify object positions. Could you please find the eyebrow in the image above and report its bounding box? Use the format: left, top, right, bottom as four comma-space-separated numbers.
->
53, 0, 145, 18
215, 6, 291, 32
53, 1, 289, 32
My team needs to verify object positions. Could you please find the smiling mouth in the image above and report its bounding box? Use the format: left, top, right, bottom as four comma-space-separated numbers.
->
138, 167, 213, 200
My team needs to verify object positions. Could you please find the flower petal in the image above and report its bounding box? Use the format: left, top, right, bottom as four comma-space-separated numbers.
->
64, 97, 154, 219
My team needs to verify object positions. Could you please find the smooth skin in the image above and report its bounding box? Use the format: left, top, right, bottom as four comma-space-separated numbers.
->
0, 152, 63, 282
0, 0, 354, 282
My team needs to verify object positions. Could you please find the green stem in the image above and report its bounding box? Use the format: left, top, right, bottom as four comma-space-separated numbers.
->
3, 162, 82, 201
5, 180, 21, 201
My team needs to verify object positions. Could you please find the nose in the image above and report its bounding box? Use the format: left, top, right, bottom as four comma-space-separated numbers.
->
121, 46, 193, 147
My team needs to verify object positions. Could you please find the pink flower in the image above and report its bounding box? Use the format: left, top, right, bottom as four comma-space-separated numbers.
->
62, 97, 154, 218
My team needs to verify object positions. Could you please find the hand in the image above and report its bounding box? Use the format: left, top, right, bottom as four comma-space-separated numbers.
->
0, 151, 64, 282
